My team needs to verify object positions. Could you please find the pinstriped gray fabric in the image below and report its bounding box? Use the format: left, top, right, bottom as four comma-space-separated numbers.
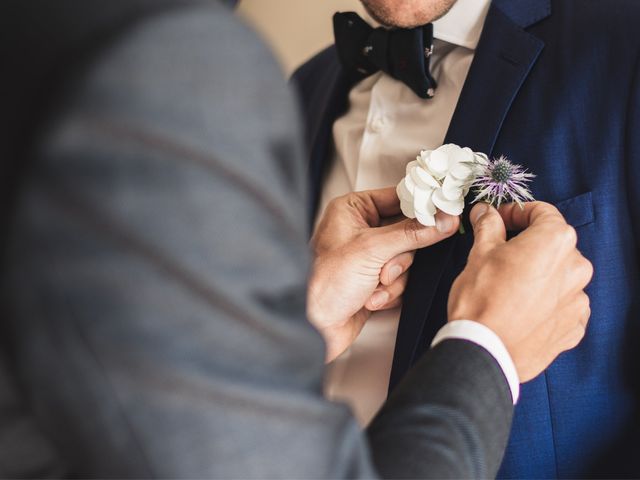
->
2, 3, 375, 477
369, 341, 513, 479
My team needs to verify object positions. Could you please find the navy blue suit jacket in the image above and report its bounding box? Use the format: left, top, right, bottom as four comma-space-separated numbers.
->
293, 0, 640, 477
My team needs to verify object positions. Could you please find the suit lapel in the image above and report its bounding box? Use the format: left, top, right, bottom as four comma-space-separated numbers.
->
389, 1, 548, 390
305, 51, 356, 221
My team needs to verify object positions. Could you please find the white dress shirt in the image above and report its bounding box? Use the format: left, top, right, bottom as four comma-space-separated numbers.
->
315, 0, 519, 426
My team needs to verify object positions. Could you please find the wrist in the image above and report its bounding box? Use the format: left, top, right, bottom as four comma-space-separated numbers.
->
432, 320, 520, 404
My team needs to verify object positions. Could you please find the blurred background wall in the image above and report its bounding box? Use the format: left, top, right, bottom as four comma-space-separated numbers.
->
238, 0, 366, 75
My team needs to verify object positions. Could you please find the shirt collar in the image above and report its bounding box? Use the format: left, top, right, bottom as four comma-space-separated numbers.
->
362, 0, 490, 51
432, 0, 491, 50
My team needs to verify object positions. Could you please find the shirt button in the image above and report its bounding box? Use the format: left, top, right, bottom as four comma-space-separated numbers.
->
368, 116, 387, 133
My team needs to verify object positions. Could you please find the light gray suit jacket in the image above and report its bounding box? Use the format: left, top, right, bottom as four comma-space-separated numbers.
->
0, 0, 513, 477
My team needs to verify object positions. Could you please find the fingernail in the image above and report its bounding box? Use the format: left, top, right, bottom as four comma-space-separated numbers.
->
470, 203, 490, 226
388, 265, 403, 283
370, 290, 389, 309
436, 215, 455, 233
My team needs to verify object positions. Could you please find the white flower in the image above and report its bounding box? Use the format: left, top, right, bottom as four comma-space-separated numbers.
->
396, 144, 485, 226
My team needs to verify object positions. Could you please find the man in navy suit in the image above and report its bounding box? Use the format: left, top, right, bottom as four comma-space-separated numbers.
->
293, 0, 640, 477
1, 0, 596, 476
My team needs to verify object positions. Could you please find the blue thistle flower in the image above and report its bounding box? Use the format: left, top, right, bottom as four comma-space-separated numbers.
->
471, 156, 535, 208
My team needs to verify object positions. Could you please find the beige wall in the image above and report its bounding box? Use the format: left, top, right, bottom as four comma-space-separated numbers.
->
238, 0, 366, 75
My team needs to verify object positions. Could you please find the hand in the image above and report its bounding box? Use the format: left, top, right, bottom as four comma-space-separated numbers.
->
308, 187, 459, 362
448, 202, 593, 382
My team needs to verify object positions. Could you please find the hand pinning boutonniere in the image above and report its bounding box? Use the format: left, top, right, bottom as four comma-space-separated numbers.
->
396, 144, 535, 231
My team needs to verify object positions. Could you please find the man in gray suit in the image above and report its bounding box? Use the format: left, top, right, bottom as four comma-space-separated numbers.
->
0, 0, 590, 477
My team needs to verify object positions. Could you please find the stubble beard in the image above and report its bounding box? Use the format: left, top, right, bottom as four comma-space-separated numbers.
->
361, 0, 458, 28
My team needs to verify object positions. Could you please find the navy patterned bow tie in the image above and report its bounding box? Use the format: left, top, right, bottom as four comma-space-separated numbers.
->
333, 12, 438, 99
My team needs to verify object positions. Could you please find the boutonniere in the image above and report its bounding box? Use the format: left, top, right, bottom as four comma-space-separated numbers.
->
396, 144, 535, 230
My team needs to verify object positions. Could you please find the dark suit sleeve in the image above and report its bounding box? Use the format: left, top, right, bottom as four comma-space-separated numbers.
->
628, 53, 640, 266
368, 340, 514, 479
2, 3, 511, 478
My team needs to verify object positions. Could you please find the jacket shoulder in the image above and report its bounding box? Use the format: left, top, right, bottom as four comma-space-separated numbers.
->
290, 45, 339, 108
557, 0, 640, 18
556, 0, 640, 41
291, 45, 338, 85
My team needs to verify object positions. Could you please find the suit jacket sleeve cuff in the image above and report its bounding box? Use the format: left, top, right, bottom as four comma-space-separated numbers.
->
431, 320, 520, 404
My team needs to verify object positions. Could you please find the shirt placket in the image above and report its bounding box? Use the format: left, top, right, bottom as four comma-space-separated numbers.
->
354, 77, 393, 192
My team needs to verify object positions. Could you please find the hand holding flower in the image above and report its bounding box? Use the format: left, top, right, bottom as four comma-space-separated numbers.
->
308, 187, 459, 362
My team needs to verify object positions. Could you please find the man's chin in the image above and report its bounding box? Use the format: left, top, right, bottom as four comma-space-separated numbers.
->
361, 0, 457, 28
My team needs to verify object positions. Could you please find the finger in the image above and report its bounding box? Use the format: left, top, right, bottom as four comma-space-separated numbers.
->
554, 251, 594, 300
562, 324, 588, 351
366, 272, 409, 311
570, 252, 594, 292
327, 189, 400, 230
323, 308, 371, 363
368, 215, 459, 260
469, 203, 507, 258
498, 201, 565, 231
378, 214, 406, 227
377, 296, 403, 311
380, 251, 414, 286
529, 294, 590, 372
367, 289, 390, 311
557, 294, 590, 351
364, 186, 405, 218
339, 188, 407, 228
553, 291, 591, 343
380, 210, 455, 230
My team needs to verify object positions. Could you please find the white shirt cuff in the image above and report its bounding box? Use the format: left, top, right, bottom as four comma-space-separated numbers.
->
431, 320, 520, 404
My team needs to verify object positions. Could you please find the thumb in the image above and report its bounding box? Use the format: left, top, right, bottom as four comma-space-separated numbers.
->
369, 212, 459, 260
469, 203, 507, 257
